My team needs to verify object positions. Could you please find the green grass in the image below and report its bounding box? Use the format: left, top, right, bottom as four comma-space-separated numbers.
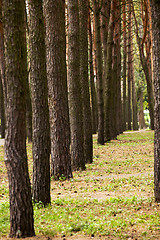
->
0, 130, 159, 239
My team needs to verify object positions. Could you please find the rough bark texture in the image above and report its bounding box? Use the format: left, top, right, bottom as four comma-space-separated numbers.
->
101, 0, 111, 86
88, 8, 98, 134
127, 0, 132, 130
28, 0, 51, 205
122, 0, 127, 131
2, 0, 35, 237
104, 0, 114, 141
67, 0, 85, 170
44, 0, 73, 180
79, 0, 93, 163
93, 0, 104, 145
150, 0, 160, 202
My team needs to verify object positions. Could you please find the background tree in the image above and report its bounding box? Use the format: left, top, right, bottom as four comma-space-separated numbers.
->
92, 0, 104, 145
79, 0, 93, 164
150, 0, 160, 202
44, 0, 72, 180
132, 0, 154, 130
67, 0, 86, 170
2, 0, 35, 236
127, 0, 132, 130
28, 0, 51, 205
122, 0, 127, 131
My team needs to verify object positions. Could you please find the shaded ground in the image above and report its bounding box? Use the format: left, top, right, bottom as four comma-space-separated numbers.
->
1, 130, 160, 240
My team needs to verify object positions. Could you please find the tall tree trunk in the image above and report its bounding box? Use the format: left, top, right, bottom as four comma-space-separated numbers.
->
122, 0, 127, 131
92, 0, 104, 145
104, 1, 114, 141
101, 0, 111, 86
2, 0, 35, 237
28, 0, 51, 205
44, 0, 72, 180
127, 0, 132, 130
79, 0, 93, 163
150, 0, 160, 202
131, 34, 138, 130
67, 0, 85, 170
88, 8, 98, 134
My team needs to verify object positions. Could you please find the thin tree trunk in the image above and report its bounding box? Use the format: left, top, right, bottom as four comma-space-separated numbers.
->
28, 0, 51, 205
44, 0, 73, 180
150, 0, 160, 202
93, 0, 104, 145
88, 8, 98, 134
79, 0, 93, 163
67, 0, 85, 170
131, 0, 154, 130
122, 0, 127, 131
127, 0, 132, 130
2, 0, 35, 236
104, 2, 114, 141
138, 88, 146, 129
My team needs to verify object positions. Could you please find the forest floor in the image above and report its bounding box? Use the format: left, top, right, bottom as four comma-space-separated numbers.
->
0, 130, 160, 240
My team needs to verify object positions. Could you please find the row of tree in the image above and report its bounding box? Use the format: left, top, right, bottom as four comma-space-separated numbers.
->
0, 0, 160, 238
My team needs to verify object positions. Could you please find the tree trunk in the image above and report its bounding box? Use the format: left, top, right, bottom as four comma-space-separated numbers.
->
92, 0, 104, 145
127, 0, 132, 130
28, 0, 51, 205
67, 0, 85, 170
132, 0, 154, 130
104, 0, 115, 141
101, 0, 111, 87
131, 37, 138, 130
138, 88, 146, 129
2, 0, 35, 237
150, 0, 160, 202
44, 0, 73, 180
79, 0, 93, 163
88, 8, 98, 134
122, 0, 127, 131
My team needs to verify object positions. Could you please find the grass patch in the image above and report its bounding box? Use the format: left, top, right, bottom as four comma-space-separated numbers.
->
0, 130, 158, 239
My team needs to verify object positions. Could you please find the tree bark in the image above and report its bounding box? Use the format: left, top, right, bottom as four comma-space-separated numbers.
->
67, 0, 86, 170
150, 0, 160, 202
28, 0, 51, 205
127, 0, 132, 130
104, 0, 114, 141
79, 0, 93, 163
92, 0, 104, 145
44, 0, 73, 180
2, 0, 35, 237
122, 0, 127, 131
